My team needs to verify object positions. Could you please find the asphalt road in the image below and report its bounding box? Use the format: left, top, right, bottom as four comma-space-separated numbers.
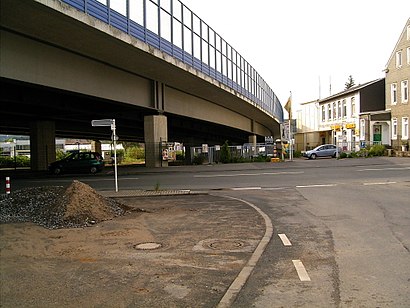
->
3, 157, 410, 307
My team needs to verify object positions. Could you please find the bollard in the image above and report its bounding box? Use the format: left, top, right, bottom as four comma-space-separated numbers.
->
5, 177, 10, 195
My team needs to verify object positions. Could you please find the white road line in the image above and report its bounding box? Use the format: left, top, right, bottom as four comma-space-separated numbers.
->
292, 260, 311, 281
357, 167, 410, 172
278, 234, 292, 246
296, 184, 337, 188
194, 171, 303, 178
363, 182, 397, 186
231, 187, 262, 191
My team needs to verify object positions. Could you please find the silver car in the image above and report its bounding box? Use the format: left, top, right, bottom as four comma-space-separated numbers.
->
302, 144, 337, 159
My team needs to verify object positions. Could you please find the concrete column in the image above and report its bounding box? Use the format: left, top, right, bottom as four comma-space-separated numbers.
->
30, 121, 56, 171
91, 140, 102, 154
249, 135, 257, 157
144, 115, 168, 168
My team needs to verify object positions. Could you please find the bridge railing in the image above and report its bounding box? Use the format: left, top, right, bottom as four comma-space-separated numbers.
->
61, 0, 284, 123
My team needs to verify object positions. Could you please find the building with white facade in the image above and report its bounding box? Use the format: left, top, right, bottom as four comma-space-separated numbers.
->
295, 78, 387, 152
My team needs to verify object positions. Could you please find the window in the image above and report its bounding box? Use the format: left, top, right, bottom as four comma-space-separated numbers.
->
392, 118, 398, 140
408, 47, 410, 65
407, 25, 410, 40
337, 101, 342, 119
333, 102, 336, 120
321, 105, 326, 122
351, 97, 355, 117
402, 80, 409, 103
396, 50, 402, 68
360, 118, 365, 140
342, 99, 347, 118
391, 83, 397, 105
328, 103, 332, 120
403, 117, 409, 139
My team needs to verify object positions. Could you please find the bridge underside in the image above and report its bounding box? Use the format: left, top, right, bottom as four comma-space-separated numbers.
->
0, 78, 257, 145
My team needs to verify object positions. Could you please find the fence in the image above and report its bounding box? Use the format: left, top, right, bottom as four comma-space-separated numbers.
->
190, 143, 283, 164
61, 0, 283, 122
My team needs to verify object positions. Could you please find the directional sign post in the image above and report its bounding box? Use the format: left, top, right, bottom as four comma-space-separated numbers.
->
91, 119, 118, 192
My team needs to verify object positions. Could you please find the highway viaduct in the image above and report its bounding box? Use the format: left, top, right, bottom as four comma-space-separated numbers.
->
0, 0, 284, 169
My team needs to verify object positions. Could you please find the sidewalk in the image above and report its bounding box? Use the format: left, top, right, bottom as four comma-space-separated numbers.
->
106, 156, 409, 176
0, 192, 267, 307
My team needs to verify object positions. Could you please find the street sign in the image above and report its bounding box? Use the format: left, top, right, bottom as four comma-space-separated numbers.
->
91, 118, 118, 192
91, 119, 114, 127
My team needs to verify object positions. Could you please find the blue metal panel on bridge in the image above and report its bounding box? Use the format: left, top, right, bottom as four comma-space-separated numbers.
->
61, 0, 284, 123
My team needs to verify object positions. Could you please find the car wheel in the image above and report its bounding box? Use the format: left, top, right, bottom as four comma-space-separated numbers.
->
310, 153, 317, 159
53, 167, 62, 175
90, 166, 98, 174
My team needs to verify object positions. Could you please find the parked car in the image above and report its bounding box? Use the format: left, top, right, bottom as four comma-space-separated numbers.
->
49, 151, 104, 174
302, 144, 338, 159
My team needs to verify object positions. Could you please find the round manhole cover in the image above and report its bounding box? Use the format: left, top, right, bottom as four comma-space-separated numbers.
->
134, 242, 162, 250
207, 240, 244, 250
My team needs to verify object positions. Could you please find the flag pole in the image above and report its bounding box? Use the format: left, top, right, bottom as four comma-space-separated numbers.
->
289, 117, 292, 161
285, 91, 293, 161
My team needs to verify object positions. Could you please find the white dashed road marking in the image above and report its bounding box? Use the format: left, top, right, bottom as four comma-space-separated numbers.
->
278, 234, 292, 246
296, 184, 338, 188
292, 260, 311, 281
363, 182, 397, 186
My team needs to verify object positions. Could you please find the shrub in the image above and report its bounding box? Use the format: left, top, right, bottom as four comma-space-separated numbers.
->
192, 154, 207, 165
293, 151, 302, 158
368, 144, 385, 157
339, 152, 348, 158
0, 155, 30, 168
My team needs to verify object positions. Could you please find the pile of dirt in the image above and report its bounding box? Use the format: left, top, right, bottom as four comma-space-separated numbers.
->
0, 180, 132, 229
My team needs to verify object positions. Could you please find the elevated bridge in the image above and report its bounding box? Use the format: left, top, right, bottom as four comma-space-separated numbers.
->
0, 0, 283, 168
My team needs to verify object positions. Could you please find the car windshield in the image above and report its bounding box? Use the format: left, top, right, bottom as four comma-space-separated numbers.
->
66, 153, 79, 161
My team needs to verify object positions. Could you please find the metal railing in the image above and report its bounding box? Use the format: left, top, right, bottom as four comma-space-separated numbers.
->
61, 0, 284, 122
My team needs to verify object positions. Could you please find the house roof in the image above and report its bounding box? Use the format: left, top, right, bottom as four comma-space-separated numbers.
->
318, 78, 385, 103
385, 18, 410, 69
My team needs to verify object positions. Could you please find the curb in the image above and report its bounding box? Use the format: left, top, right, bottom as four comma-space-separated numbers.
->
216, 195, 274, 307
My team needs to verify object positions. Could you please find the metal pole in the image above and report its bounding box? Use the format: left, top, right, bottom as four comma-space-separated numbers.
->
5, 177, 11, 195
113, 119, 118, 192
289, 119, 293, 161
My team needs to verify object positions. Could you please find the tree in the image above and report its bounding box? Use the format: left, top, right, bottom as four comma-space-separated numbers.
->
220, 140, 231, 163
345, 75, 356, 90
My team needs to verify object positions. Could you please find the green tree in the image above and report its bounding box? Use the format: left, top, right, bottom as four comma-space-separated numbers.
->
345, 75, 356, 90
220, 140, 231, 163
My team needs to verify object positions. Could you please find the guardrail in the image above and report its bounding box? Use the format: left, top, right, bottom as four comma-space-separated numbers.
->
61, 0, 284, 123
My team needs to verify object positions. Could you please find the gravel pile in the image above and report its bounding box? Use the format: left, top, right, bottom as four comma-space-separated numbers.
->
0, 181, 132, 229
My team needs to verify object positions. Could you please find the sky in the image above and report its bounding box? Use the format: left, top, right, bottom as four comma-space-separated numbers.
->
180, 0, 410, 113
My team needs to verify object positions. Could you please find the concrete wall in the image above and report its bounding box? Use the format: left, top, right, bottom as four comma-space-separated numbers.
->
0, 30, 153, 108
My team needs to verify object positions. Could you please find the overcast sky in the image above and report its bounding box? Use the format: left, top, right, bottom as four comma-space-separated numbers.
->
180, 0, 410, 112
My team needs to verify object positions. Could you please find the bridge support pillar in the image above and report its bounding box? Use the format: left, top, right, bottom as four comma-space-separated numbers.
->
91, 140, 102, 154
144, 115, 168, 168
249, 135, 257, 157
30, 121, 56, 171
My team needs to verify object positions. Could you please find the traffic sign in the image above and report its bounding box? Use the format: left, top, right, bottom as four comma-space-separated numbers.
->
91, 119, 114, 127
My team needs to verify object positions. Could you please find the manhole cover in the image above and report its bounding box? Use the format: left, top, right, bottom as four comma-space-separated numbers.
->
207, 240, 244, 250
134, 242, 162, 250
193, 238, 257, 252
